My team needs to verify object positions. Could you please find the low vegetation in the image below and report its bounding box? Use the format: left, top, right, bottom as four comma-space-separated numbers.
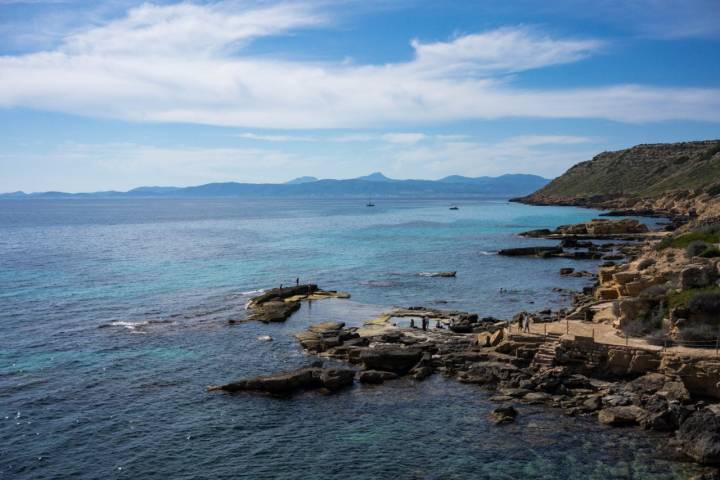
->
657, 223, 720, 251
666, 286, 720, 309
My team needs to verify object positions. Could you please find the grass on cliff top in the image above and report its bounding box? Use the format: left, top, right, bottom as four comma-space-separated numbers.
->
666, 286, 720, 309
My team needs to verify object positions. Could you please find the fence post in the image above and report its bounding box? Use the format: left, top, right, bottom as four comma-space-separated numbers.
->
592, 328, 595, 342
716, 336, 719, 357
625, 333, 629, 347
566, 319, 569, 335
544, 323, 547, 338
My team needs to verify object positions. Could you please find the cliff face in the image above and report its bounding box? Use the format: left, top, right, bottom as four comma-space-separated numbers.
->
515, 140, 720, 219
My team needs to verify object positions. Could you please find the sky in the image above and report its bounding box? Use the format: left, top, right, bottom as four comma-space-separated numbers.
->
0, 0, 719, 192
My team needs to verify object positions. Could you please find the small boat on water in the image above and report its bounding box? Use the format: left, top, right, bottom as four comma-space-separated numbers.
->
366, 195, 375, 207
449, 205, 459, 210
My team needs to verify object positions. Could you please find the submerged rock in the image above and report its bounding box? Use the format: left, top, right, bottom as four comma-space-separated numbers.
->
357, 370, 399, 384
490, 405, 518, 424
498, 246, 563, 257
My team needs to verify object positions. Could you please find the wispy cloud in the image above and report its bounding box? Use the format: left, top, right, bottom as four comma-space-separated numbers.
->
389, 135, 597, 178
0, 1, 718, 128
237, 132, 317, 142
237, 131, 428, 144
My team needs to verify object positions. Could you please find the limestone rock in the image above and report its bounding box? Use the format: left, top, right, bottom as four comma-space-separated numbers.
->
308, 321, 345, 333
209, 365, 355, 396
598, 405, 645, 426
360, 346, 423, 374
681, 265, 715, 289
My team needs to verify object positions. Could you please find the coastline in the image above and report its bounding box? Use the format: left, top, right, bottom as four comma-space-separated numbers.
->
216, 213, 720, 475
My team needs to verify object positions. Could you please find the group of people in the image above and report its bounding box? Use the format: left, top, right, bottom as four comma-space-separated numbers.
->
518, 311, 533, 333
409, 317, 437, 331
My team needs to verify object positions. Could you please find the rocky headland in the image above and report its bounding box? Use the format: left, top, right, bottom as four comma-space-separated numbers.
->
512, 140, 720, 224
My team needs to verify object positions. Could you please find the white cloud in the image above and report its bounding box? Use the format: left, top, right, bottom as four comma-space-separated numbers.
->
380, 133, 426, 144
390, 135, 597, 178
0, 2, 719, 128
237, 132, 317, 142
409, 27, 602, 76
236, 131, 427, 144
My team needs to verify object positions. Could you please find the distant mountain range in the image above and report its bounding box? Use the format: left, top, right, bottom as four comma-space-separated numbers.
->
2, 173, 551, 199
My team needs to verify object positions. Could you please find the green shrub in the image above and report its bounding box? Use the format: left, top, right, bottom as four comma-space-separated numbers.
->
699, 248, 720, 258
697, 223, 720, 235
686, 240, 711, 257
706, 184, 720, 197
657, 226, 720, 250
667, 286, 720, 309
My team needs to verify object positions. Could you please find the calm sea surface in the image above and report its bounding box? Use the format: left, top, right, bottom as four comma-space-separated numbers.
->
0, 198, 697, 479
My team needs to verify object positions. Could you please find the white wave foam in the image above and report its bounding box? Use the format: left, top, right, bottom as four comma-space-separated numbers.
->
241, 289, 266, 296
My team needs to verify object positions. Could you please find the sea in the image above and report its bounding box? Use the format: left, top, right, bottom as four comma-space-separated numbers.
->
0, 197, 701, 479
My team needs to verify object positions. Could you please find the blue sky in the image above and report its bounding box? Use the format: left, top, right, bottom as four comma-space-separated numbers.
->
0, 0, 719, 192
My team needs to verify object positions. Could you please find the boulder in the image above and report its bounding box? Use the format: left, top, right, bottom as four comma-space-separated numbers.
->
582, 395, 603, 412
613, 272, 640, 285
677, 408, 720, 465
523, 392, 552, 404
360, 347, 423, 374
560, 267, 575, 275
681, 265, 715, 289
597, 288, 620, 300
489, 405, 518, 424
357, 370, 398, 384
598, 406, 646, 426
319, 369, 356, 391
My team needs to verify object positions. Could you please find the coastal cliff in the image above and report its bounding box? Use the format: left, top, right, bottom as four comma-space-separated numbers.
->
514, 140, 720, 220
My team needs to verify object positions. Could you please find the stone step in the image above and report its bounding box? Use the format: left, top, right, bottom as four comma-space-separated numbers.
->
533, 358, 555, 366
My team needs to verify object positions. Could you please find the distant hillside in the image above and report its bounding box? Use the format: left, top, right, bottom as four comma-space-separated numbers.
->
285, 176, 318, 184
2, 173, 550, 199
515, 140, 720, 215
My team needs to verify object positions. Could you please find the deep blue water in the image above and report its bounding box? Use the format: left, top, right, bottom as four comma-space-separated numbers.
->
0, 198, 697, 479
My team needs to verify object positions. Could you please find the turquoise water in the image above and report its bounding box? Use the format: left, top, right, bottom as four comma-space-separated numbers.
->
0, 198, 695, 479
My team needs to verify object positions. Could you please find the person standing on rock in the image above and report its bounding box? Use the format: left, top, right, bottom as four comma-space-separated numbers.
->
523, 314, 531, 333
518, 312, 525, 332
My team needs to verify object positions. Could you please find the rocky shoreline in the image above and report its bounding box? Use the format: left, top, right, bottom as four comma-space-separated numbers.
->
212, 217, 720, 476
